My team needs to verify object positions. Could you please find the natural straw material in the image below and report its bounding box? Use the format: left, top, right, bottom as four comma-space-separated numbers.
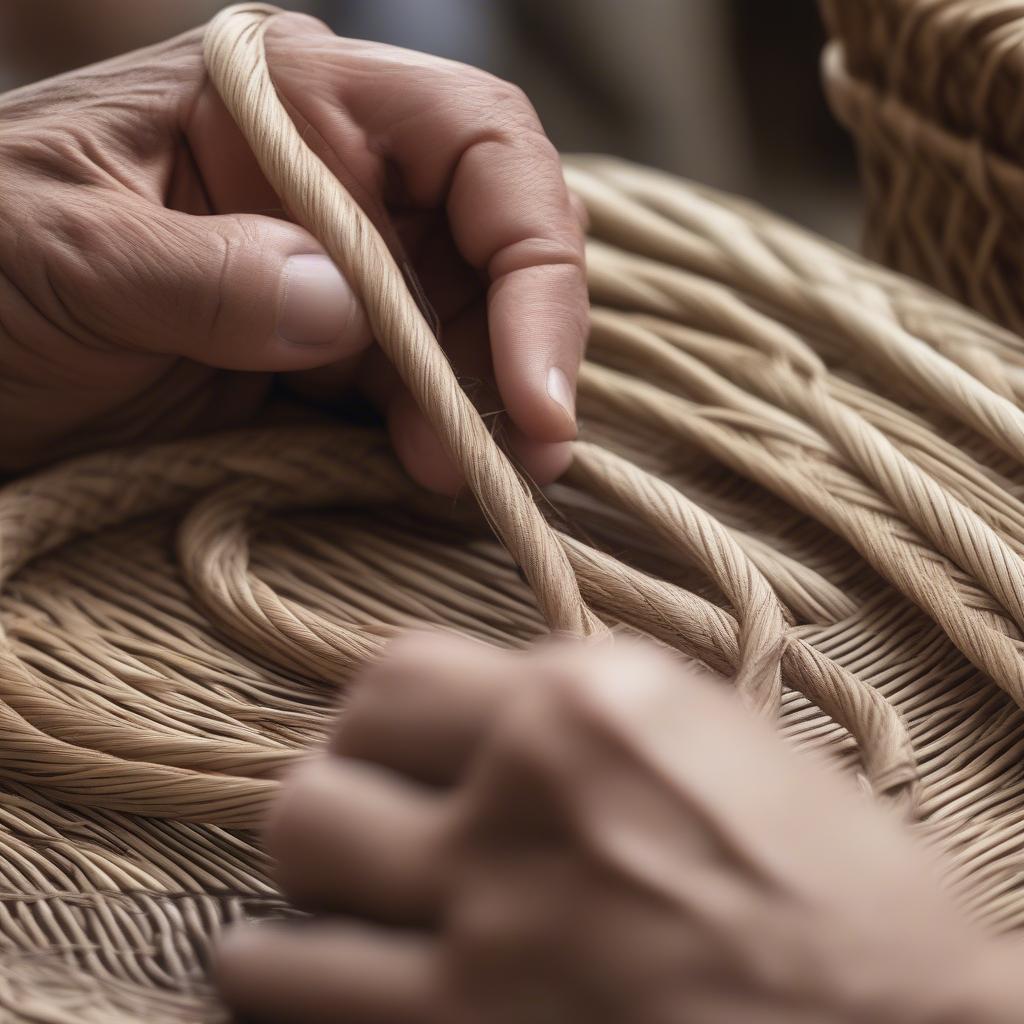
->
5, 3, 1024, 1019
205, 4, 603, 641
821, 0, 1024, 332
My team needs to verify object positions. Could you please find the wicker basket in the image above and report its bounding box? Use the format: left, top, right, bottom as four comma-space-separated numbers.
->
821, 0, 1024, 332
13, 151, 1024, 1019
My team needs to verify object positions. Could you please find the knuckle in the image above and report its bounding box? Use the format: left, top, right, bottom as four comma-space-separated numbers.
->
3, 129, 95, 187
540, 638, 683, 720
349, 656, 402, 702
477, 674, 605, 797
360, 630, 449, 690
536, 652, 622, 730
36, 199, 127, 335
45, 196, 106, 257
446, 882, 561, 968
481, 650, 617, 765
468, 69, 539, 130
489, 233, 585, 278
502, 641, 688, 771
492, 75, 531, 110
473, 68, 529, 106
341, 630, 476, 738
486, 687, 562, 777
524, 126, 561, 163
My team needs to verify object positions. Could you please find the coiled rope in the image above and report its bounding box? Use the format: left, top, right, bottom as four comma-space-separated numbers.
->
15, 2, 1024, 837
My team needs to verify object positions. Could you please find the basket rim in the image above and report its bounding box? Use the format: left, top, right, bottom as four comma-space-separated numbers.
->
823, 39, 1024, 202
820, 1, 1024, 165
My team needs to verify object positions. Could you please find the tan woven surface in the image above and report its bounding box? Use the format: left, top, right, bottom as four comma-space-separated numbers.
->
5, 152, 1024, 1020
822, 0, 1024, 331
821, 0, 1024, 158
7, 5, 1024, 1018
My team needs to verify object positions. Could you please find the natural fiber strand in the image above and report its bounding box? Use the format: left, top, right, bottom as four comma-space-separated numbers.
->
821, 0, 1024, 334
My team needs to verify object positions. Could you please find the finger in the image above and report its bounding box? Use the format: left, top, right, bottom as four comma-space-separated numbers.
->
414, 114, 587, 446
506, 424, 574, 487
266, 756, 447, 923
334, 632, 520, 784
216, 921, 437, 1024
364, 325, 573, 494
387, 388, 466, 496
262, 16, 588, 441
183, 80, 284, 217
381, 80, 587, 444
51, 192, 373, 369
284, 204, 471, 408
385, 392, 570, 495
527, 640, 878, 863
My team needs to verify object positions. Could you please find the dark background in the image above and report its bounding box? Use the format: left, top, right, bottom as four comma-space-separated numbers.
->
0, 0, 860, 245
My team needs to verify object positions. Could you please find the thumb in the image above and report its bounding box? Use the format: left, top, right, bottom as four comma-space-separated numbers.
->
71, 199, 372, 370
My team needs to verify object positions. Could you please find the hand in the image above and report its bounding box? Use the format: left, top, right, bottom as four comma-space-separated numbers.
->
215, 634, 1022, 1024
0, 10, 585, 491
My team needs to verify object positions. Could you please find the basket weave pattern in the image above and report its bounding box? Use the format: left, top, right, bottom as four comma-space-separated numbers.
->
6, 154, 1024, 1019
822, 0, 1024, 331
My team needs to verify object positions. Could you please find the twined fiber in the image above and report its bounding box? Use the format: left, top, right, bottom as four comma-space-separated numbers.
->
3, 3, 1024, 1020
821, 0, 1024, 333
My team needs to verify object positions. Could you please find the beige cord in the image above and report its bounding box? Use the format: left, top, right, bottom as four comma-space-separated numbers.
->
204, 4, 603, 639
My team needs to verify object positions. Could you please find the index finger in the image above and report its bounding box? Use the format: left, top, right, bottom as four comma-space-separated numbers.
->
265, 18, 588, 444
444, 124, 587, 443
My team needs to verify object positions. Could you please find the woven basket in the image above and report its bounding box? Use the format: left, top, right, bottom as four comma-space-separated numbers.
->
821, 0, 1024, 332
7, 153, 1024, 1021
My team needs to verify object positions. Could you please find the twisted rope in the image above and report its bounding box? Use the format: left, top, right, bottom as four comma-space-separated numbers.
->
203, 4, 603, 639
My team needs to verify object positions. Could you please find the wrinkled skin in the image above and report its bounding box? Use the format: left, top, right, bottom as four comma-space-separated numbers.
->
217, 635, 1024, 1024
0, 11, 585, 490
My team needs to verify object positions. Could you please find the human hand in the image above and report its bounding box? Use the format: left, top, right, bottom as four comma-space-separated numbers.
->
0, 9, 584, 491
216, 634, 1022, 1024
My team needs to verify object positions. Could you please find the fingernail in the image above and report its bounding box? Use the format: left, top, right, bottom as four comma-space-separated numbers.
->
547, 366, 576, 425
278, 254, 359, 346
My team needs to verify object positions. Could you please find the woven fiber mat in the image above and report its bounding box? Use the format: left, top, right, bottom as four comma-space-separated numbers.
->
4, 152, 1024, 1021
821, 0, 1024, 332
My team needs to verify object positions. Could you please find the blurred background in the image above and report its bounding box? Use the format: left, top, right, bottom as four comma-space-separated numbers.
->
0, 0, 860, 245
